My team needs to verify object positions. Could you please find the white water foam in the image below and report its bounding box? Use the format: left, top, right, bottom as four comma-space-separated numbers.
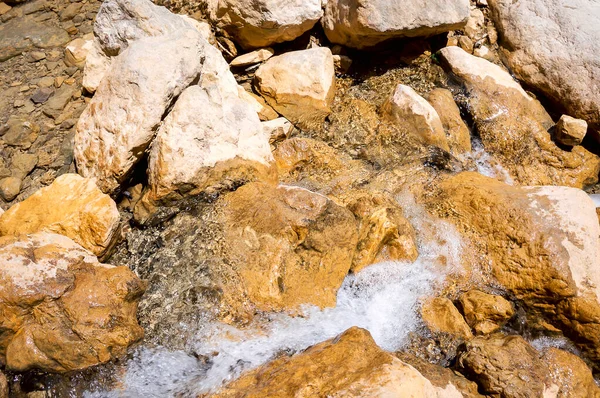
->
86, 195, 464, 397
468, 138, 514, 184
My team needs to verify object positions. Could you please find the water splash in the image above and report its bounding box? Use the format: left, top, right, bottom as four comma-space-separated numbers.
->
86, 195, 464, 397
468, 138, 514, 184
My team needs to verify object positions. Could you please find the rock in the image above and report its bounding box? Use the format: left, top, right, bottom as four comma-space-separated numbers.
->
555, 115, 587, 146
459, 290, 514, 334
38, 76, 54, 88
488, 0, 600, 136
59, 2, 82, 21
439, 46, 600, 187
263, 117, 293, 144
139, 84, 275, 212
74, 30, 206, 193
0, 371, 6, 398
542, 348, 600, 398
422, 297, 473, 340
255, 47, 335, 130
0, 177, 21, 202
198, 43, 240, 98
211, 0, 323, 49
427, 88, 471, 155
382, 84, 450, 151
346, 192, 418, 273
0, 174, 120, 257
2, 117, 39, 149
181, 16, 215, 44
464, 9, 485, 41
230, 48, 274, 67
64, 35, 94, 68
82, 39, 112, 93
0, 3, 11, 16
457, 334, 553, 398
322, 0, 470, 49
30, 87, 54, 104
10, 152, 37, 180
0, 233, 145, 372
214, 327, 463, 397
333, 54, 352, 74
237, 86, 279, 121
0, 16, 69, 62
28, 51, 46, 62
42, 84, 76, 119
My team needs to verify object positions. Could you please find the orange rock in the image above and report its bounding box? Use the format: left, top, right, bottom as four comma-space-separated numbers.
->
459, 290, 514, 334
421, 297, 473, 340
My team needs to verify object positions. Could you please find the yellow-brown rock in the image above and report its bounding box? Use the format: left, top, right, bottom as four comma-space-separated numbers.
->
219, 182, 358, 315
0, 371, 6, 398
0, 174, 120, 257
213, 327, 463, 397
421, 297, 473, 340
542, 347, 600, 398
0, 233, 145, 373
459, 290, 514, 334
427, 88, 472, 155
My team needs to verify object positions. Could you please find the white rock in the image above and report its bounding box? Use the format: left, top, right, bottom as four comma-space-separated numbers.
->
555, 115, 588, 146
255, 47, 335, 129
145, 84, 275, 203
82, 39, 112, 93
382, 84, 449, 151
211, 0, 323, 49
230, 48, 274, 67
322, 0, 470, 49
74, 31, 206, 193
180, 15, 216, 44
237, 86, 279, 121
64, 34, 94, 68
199, 43, 240, 98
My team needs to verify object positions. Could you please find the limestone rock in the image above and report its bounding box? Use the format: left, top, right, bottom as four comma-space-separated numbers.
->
0, 233, 145, 372
422, 297, 473, 340
542, 348, 600, 398
142, 84, 275, 207
0, 177, 21, 202
427, 88, 471, 155
255, 47, 335, 130
382, 84, 450, 151
438, 46, 600, 187
459, 290, 514, 335
214, 327, 463, 397
488, 0, 600, 135
555, 115, 587, 147
74, 30, 206, 193
82, 39, 112, 94
211, 0, 323, 49
64, 35, 94, 68
263, 117, 293, 144
322, 0, 470, 49
237, 86, 279, 121
0, 174, 120, 257
230, 48, 274, 67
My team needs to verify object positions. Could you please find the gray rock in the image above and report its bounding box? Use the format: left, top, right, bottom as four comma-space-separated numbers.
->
30, 87, 54, 103
0, 15, 69, 61
43, 85, 76, 119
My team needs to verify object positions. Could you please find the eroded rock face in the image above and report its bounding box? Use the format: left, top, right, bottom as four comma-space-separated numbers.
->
322, 0, 470, 49
211, 0, 323, 49
427, 88, 471, 155
459, 290, 514, 335
255, 47, 335, 130
439, 46, 600, 188
0, 174, 120, 257
488, 0, 600, 135
214, 327, 463, 397
542, 347, 600, 398
421, 297, 473, 340
0, 233, 145, 373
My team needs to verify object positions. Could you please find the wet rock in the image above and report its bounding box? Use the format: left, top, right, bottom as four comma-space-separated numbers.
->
422, 297, 473, 340
74, 29, 206, 193
488, 0, 600, 135
255, 47, 335, 130
230, 48, 274, 67
322, 0, 470, 49
210, 0, 323, 49
555, 115, 587, 147
459, 290, 514, 335
427, 88, 471, 155
542, 347, 600, 398
0, 16, 69, 61
214, 327, 463, 397
439, 46, 600, 187
0, 233, 145, 373
382, 84, 450, 151
64, 35, 94, 68
137, 84, 275, 219
30, 87, 54, 104
0, 177, 20, 202
0, 174, 120, 257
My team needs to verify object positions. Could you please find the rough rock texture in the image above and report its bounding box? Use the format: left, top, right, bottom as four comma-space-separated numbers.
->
74, 30, 205, 193
421, 297, 473, 340
427, 172, 600, 363
141, 84, 275, 209
0, 174, 119, 257
211, 0, 323, 49
214, 327, 463, 397
0, 233, 145, 372
0, 15, 70, 61
64, 35, 94, 68
488, 0, 600, 135
555, 115, 587, 147
382, 84, 450, 151
542, 347, 600, 398
230, 48, 274, 67
82, 39, 112, 94
459, 290, 514, 335
427, 88, 471, 155
439, 46, 600, 188
255, 47, 335, 130
0, 371, 6, 398
322, 0, 470, 49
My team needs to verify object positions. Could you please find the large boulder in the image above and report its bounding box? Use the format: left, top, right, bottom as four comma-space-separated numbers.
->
0, 233, 145, 372
210, 0, 323, 49
0, 174, 119, 257
438, 46, 600, 188
255, 47, 335, 130
322, 0, 470, 49
214, 327, 463, 397
488, 0, 600, 136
